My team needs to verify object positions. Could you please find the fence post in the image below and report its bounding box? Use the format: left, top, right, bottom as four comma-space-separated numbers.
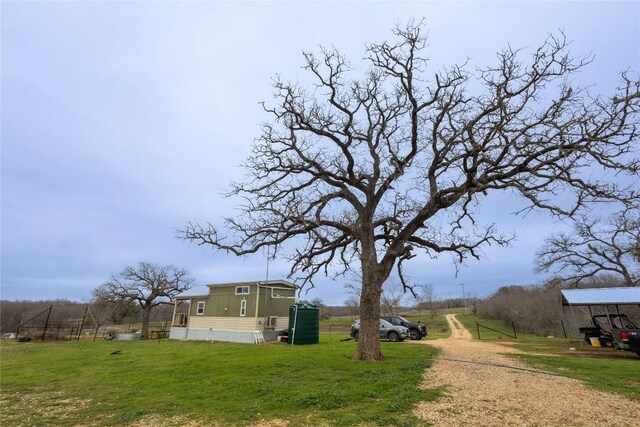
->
512, 322, 517, 339
561, 320, 567, 339
41, 305, 53, 341
476, 322, 481, 340
76, 305, 89, 341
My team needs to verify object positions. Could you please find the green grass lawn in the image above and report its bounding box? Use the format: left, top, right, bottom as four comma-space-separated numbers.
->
0, 335, 440, 427
456, 313, 526, 340
455, 313, 640, 402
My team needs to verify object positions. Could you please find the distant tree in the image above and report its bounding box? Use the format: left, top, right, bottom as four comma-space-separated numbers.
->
417, 284, 437, 317
92, 298, 140, 325
343, 282, 362, 319
310, 297, 324, 307
477, 284, 563, 335
93, 263, 193, 338
311, 298, 330, 319
467, 293, 480, 315
344, 295, 360, 319
380, 282, 408, 315
182, 23, 639, 360
536, 208, 640, 287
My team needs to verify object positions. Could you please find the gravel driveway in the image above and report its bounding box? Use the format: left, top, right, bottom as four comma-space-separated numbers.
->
413, 314, 640, 426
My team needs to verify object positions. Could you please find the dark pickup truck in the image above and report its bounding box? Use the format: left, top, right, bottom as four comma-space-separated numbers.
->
380, 315, 427, 340
579, 314, 640, 357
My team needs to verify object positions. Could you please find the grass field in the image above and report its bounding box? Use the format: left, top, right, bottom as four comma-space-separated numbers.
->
0, 333, 441, 427
4, 312, 638, 426
456, 313, 640, 402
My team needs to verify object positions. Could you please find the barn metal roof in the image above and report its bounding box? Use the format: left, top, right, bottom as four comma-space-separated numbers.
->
561, 287, 640, 306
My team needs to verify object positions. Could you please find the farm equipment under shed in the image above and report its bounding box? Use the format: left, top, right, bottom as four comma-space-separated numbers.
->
562, 287, 640, 358
578, 314, 640, 355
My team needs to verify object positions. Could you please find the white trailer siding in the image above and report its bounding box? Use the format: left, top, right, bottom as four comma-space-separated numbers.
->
188, 316, 259, 331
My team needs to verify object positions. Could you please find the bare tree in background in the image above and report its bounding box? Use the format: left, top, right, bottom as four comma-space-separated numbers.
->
536, 208, 640, 286
344, 295, 360, 319
380, 282, 407, 315
182, 23, 639, 360
417, 284, 437, 317
343, 282, 361, 319
93, 262, 193, 338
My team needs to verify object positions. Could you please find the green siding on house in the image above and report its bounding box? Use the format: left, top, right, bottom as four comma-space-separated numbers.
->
256, 291, 294, 318
188, 281, 296, 318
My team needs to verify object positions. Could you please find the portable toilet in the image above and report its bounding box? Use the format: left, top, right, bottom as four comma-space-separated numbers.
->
288, 303, 319, 345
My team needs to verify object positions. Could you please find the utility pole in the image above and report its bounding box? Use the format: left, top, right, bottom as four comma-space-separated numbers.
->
459, 283, 467, 312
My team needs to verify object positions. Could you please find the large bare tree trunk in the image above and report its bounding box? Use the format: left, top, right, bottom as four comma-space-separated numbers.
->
354, 260, 384, 361
141, 304, 152, 339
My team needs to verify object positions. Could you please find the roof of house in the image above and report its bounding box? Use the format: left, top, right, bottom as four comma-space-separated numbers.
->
174, 280, 297, 299
207, 280, 297, 289
174, 285, 210, 299
561, 287, 640, 306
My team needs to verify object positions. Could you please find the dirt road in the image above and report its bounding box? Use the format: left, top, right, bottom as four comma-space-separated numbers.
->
413, 314, 640, 426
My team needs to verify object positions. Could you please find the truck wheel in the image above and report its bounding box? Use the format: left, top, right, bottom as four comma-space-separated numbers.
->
353, 331, 359, 341
409, 329, 422, 340
388, 331, 400, 342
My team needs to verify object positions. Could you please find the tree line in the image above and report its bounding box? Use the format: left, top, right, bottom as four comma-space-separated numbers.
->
476, 276, 640, 337
3, 200, 637, 338
0, 298, 175, 335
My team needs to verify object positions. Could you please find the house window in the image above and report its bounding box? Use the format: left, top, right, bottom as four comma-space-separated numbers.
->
235, 286, 250, 295
196, 301, 205, 315
240, 300, 247, 317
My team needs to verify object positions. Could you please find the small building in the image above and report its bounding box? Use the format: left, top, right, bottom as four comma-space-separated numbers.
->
169, 280, 297, 343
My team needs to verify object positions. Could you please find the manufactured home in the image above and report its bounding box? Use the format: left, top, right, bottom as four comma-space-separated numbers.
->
169, 280, 297, 343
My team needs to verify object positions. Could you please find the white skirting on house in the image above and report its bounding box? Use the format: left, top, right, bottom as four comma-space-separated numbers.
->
169, 327, 283, 343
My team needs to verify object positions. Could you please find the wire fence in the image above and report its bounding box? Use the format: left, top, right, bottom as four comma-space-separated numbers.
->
11, 305, 170, 341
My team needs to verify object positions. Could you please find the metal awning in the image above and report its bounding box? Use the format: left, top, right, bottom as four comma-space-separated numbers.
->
561, 287, 640, 306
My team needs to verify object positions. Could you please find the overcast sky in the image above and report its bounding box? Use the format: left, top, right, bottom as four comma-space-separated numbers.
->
2, 1, 639, 305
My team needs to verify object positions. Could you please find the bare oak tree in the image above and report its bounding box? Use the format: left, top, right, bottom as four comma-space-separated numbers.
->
182, 23, 639, 360
536, 208, 640, 286
93, 262, 193, 338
